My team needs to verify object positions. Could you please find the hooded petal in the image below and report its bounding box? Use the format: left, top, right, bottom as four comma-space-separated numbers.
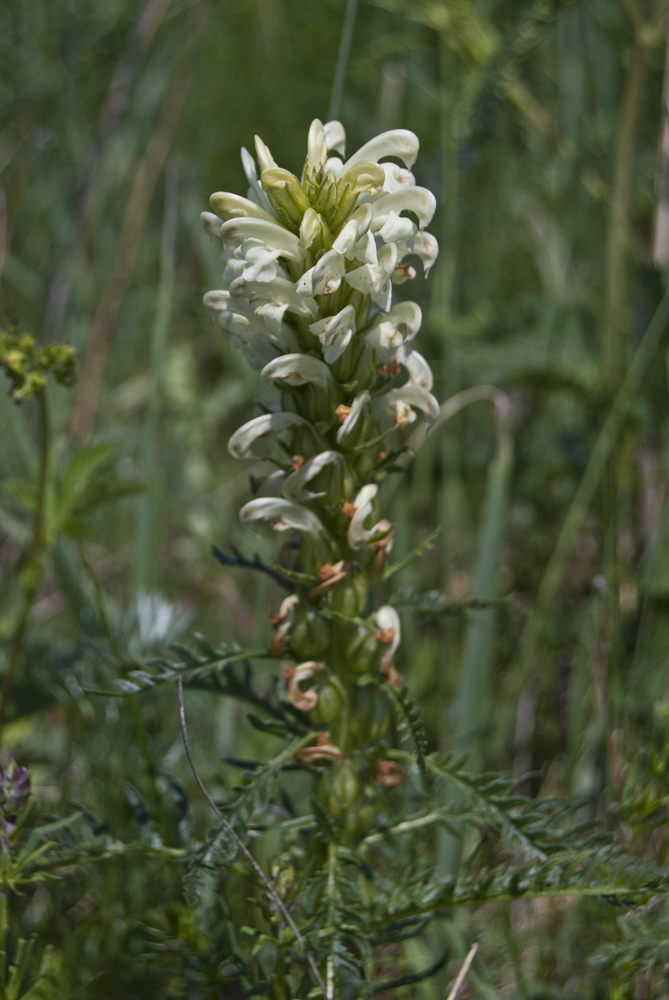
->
241, 146, 276, 216
282, 450, 345, 501
378, 210, 416, 244
297, 248, 347, 297
364, 301, 422, 359
370, 187, 437, 230
345, 243, 398, 310
200, 211, 223, 239
228, 411, 309, 459
309, 304, 356, 363
324, 120, 346, 156
381, 163, 416, 193
283, 660, 325, 712
399, 231, 439, 276
210, 191, 277, 224
397, 346, 433, 390
254, 134, 277, 172
336, 390, 371, 445
254, 469, 287, 496
347, 483, 386, 549
240, 497, 326, 537
260, 353, 333, 389
376, 605, 401, 668
307, 119, 328, 169
343, 129, 419, 171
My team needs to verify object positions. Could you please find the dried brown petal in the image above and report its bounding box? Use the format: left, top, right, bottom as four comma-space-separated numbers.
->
295, 732, 347, 766
376, 759, 405, 788
382, 662, 403, 688
335, 403, 352, 424
291, 454, 306, 471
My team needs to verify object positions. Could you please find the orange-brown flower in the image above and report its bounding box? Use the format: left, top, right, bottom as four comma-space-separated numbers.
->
271, 594, 299, 656
282, 661, 325, 712
382, 662, 403, 688
335, 403, 352, 424
371, 520, 394, 574
308, 560, 351, 599
376, 759, 406, 788
295, 732, 347, 766
291, 454, 306, 471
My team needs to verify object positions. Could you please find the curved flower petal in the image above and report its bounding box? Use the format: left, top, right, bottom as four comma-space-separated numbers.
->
309, 304, 356, 363
370, 187, 437, 231
210, 191, 277, 224
344, 129, 419, 171
373, 385, 440, 428
324, 120, 346, 156
283, 660, 325, 711
271, 593, 299, 655
378, 210, 416, 244
375, 605, 401, 667
282, 450, 345, 501
240, 497, 326, 537
260, 353, 333, 389
200, 211, 223, 239
396, 346, 433, 390
254, 469, 287, 497
339, 161, 386, 196
228, 411, 309, 459
381, 163, 416, 193
220, 217, 306, 265
365, 302, 422, 359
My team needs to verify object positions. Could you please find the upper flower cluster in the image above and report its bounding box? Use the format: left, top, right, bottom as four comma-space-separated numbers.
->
201, 119, 439, 718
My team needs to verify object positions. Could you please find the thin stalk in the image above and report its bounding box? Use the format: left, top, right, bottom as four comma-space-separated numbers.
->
500, 904, 529, 1000
509, 286, 669, 732
0, 391, 49, 735
136, 155, 179, 592
328, 0, 358, 122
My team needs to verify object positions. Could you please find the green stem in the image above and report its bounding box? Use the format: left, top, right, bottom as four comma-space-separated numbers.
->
603, 39, 647, 381
500, 903, 529, 1000
0, 391, 49, 736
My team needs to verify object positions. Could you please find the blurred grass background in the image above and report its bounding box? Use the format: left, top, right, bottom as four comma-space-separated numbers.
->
2, 0, 669, 994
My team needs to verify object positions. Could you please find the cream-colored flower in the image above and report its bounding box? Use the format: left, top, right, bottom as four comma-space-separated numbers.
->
282, 660, 325, 712
239, 497, 326, 537
228, 411, 310, 459
309, 305, 356, 363
282, 450, 345, 501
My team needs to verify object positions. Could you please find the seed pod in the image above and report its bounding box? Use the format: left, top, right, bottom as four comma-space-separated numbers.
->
309, 682, 343, 724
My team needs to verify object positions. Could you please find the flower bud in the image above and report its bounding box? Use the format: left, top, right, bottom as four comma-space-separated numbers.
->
334, 761, 360, 806
260, 168, 310, 229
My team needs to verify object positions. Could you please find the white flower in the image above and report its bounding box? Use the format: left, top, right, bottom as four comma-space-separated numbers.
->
309, 305, 356, 363
370, 187, 437, 231
345, 243, 398, 311
240, 497, 326, 537
241, 146, 276, 216
375, 605, 401, 668
297, 248, 347, 296
260, 353, 333, 389
343, 129, 419, 171
336, 390, 371, 445
228, 411, 310, 459
220, 217, 306, 268
283, 661, 325, 712
347, 483, 388, 550
282, 450, 345, 501
372, 384, 440, 429
271, 593, 299, 655
332, 204, 376, 265
307, 119, 328, 169
230, 275, 317, 334
365, 301, 422, 361
254, 134, 277, 171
